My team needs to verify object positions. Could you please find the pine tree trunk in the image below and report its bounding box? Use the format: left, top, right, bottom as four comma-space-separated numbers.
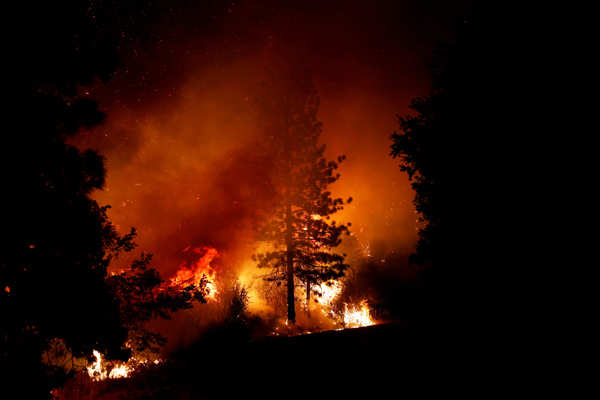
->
285, 202, 296, 323
286, 251, 295, 323
306, 281, 311, 318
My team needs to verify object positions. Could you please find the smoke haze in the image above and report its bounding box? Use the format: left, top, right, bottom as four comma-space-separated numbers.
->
69, 0, 470, 347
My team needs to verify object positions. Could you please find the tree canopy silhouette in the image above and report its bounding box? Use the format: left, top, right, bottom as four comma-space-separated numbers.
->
390, 18, 473, 275
1, 2, 207, 397
254, 73, 351, 323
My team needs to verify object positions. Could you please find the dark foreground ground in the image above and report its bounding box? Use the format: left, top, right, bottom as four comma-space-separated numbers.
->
71, 321, 437, 399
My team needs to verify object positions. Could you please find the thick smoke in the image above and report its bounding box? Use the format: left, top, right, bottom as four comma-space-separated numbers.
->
68, 0, 468, 348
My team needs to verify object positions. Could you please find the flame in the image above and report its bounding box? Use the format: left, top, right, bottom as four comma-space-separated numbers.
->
86, 349, 161, 381
170, 246, 219, 300
87, 350, 133, 381
297, 280, 375, 331
319, 282, 374, 328
86, 350, 107, 380
315, 281, 343, 307
108, 364, 131, 379
343, 300, 374, 328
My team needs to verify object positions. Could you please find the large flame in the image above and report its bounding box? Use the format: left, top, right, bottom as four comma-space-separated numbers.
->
343, 300, 374, 328
170, 246, 219, 301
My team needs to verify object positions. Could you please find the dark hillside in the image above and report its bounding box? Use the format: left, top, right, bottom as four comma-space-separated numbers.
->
84, 322, 434, 399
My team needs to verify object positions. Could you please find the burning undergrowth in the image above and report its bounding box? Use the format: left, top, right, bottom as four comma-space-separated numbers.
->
164, 244, 378, 345
50, 240, 410, 400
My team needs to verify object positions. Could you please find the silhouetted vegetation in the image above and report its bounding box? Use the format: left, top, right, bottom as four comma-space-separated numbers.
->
107, 252, 208, 355
1, 2, 206, 397
390, 18, 473, 275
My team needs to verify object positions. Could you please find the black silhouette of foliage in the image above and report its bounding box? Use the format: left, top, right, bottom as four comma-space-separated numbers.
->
225, 283, 249, 323
390, 96, 440, 266
390, 18, 473, 269
254, 73, 351, 323
0, 1, 204, 397
107, 252, 208, 355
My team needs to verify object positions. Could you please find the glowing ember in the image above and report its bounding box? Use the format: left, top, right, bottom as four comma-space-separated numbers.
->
343, 300, 374, 328
170, 246, 219, 300
108, 364, 131, 379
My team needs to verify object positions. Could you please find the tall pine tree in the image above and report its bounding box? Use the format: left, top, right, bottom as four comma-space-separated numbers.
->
254, 74, 351, 323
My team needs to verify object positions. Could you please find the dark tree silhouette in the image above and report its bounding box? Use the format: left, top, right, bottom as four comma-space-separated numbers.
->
1, 1, 205, 397
254, 74, 351, 323
390, 18, 473, 275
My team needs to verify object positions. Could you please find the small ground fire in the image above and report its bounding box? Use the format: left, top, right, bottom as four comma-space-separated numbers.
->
87, 349, 161, 381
